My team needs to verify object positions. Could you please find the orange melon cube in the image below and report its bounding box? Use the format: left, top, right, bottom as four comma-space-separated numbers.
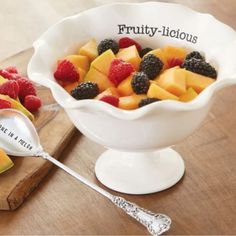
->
84, 67, 115, 92
147, 83, 178, 100
163, 46, 187, 61
156, 67, 186, 96
119, 94, 147, 110
117, 75, 133, 96
64, 81, 80, 93
65, 55, 90, 72
91, 49, 116, 76
185, 70, 215, 93
78, 39, 98, 62
0, 149, 14, 174
179, 87, 198, 102
95, 87, 119, 100
116, 45, 141, 70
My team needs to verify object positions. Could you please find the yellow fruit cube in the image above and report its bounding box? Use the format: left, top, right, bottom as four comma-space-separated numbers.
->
163, 46, 187, 60
64, 81, 80, 93
179, 87, 198, 102
119, 94, 147, 110
0, 149, 14, 174
84, 67, 114, 92
147, 83, 178, 100
91, 49, 116, 76
156, 67, 186, 96
116, 45, 141, 71
65, 55, 90, 72
95, 87, 119, 100
185, 70, 215, 93
117, 75, 133, 96
78, 38, 98, 62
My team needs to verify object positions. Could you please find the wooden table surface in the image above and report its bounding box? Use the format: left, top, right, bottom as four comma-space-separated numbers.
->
0, 0, 236, 235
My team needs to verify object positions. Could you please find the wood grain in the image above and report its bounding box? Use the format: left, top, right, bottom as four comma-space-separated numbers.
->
0, 49, 76, 210
0, 0, 236, 235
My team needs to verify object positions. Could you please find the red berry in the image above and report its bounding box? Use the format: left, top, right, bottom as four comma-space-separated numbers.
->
0, 80, 19, 99
17, 78, 37, 100
4, 66, 18, 74
0, 99, 11, 109
108, 59, 134, 86
119, 37, 142, 52
23, 95, 42, 112
100, 95, 119, 107
54, 60, 79, 83
0, 69, 21, 80
167, 58, 184, 68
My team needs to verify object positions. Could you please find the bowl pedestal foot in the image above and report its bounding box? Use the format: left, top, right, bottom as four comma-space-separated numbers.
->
95, 148, 185, 194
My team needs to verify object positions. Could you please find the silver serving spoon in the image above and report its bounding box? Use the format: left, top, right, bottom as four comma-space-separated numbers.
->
0, 109, 171, 236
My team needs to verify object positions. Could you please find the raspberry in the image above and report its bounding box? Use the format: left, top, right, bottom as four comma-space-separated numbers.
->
119, 37, 142, 52
131, 72, 150, 94
167, 58, 184, 68
17, 78, 37, 100
71, 82, 99, 100
0, 99, 11, 109
54, 60, 79, 83
140, 54, 163, 79
100, 95, 119, 107
138, 98, 159, 107
108, 59, 134, 86
0, 80, 19, 99
23, 95, 42, 112
0, 70, 21, 80
4, 66, 18, 74
97, 39, 119, 55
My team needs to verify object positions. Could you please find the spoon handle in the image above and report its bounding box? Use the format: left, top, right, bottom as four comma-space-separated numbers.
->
36, 151, 171, 235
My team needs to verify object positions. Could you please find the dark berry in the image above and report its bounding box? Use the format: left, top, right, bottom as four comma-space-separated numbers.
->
131, 72, 150, 94
139, 98, 160, 107
185, 51, 204, 61
97, 39, 119, 55
71, 82, 99, 100
139, 47, 153, 58
140, 54, 163, 79
181, 58, 217, 79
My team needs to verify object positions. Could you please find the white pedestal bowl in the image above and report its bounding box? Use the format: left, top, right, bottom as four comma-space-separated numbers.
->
28, 2, 236, 194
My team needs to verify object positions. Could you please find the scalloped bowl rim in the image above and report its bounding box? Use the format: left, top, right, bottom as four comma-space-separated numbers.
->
28, 1, 236, 120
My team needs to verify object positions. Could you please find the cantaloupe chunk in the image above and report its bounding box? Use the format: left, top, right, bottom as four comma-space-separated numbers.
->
64, 81, 80, 93
116, 45, 141, 71
179, 87, 198, 102
91, 49, 116, 76
0, 94, 34, 121
156, 67, 186, 96
163, 46, 187, 61
78, 39, 98, 62
147, 48, 167, 68
147, 83, 178, 100
95, 87, 119, 100
0, 149, 14, 174
84, 67, 115, 92
185, 70, 215, 93
119, 94, 147, 110
65, 55, 90, 72
117, 75, 133, 96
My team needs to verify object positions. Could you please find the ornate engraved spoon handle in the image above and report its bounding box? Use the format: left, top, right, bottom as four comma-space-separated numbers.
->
37, 151, 171, 235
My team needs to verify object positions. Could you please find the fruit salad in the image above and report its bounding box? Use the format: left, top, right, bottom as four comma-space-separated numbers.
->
54, 37, 217, 110
0, 67, 42, 120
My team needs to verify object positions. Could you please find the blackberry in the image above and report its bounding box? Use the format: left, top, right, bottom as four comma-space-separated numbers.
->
138, 98, 159, 107
97, 39, 119, 55
131, 72, 150, 94
181, 58, 217, 79
140, 54, 163, 79
139, 47, 153, 58
185, 51, 204, 61
71, 82, 99, 100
